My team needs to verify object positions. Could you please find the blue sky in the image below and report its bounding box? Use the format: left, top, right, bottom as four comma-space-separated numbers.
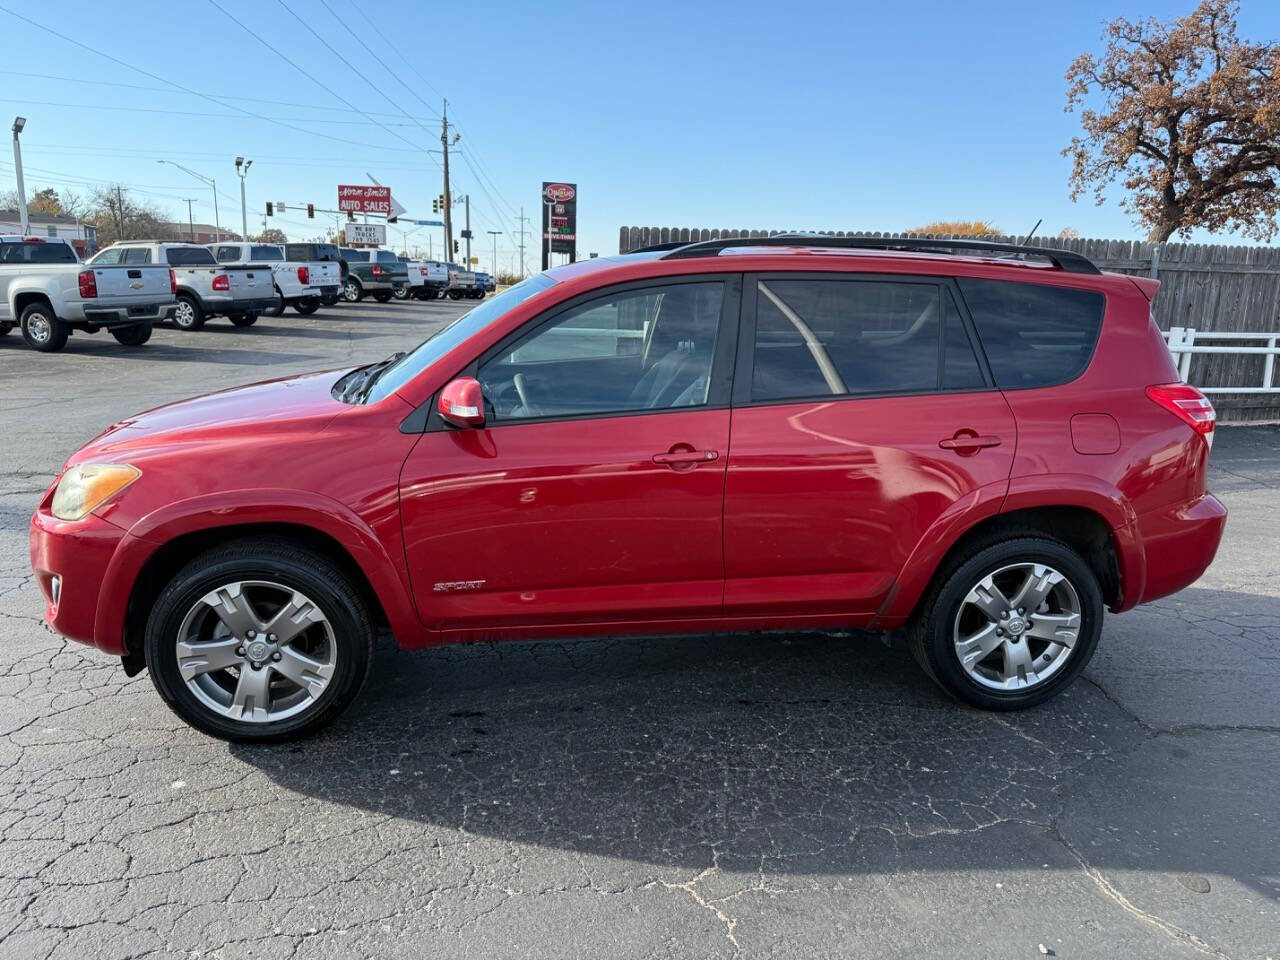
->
1, 0, 1277, 272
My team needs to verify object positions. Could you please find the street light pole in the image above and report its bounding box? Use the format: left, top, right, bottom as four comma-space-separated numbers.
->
235, 157, 252, 241
11, 117, 28, 236
487, 230, 501, 276
157, 159, 221, 241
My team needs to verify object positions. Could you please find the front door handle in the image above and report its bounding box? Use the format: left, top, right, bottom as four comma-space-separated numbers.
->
939, 432, 1002, 452
653, 448, 719, 469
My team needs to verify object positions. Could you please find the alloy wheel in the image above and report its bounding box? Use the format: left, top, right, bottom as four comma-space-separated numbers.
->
174, 301, 195, 328
952, 562, 1082, 690
175, 580, 337, 723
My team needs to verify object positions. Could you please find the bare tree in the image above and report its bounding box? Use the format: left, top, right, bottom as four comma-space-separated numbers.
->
1065, 0, 1280, 241
88, 185, 171, 246
906, 220, 1002, 236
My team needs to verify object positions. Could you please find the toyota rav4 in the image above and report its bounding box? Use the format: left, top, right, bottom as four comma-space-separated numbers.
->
29, 237, 1226, 741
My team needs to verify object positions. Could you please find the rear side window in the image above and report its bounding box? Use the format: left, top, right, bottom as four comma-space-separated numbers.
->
957, 278, 1104, 389
376, 250, 398, 264
0, 241, 77, 263
751, 279, 951, 400
166, 247, 217, 266
214, 245, 241, 262
122, 247, 152, 265
251, 245, 282, 261
342, 249, 369, 262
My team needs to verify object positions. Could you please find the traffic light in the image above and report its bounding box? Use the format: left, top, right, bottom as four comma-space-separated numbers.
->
306, 203, 314, 219
388, 215, 398, 224
347, 211, 355, 222
265, 202, 274, 216
432, 193, 445, 213
453, 240, 459, 254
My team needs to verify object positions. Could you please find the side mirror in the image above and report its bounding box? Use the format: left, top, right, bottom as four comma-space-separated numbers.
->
437, 377, 486, 428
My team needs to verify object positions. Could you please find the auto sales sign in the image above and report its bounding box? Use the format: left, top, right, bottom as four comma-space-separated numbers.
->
338, 185, 392, 214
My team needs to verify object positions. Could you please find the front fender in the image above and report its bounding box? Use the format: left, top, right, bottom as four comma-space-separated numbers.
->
93, 487, 427, 654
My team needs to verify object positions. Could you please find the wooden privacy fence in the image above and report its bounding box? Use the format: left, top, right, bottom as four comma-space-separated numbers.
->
618, 227, 1280, 420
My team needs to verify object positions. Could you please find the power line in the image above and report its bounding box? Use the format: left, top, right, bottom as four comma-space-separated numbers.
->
0, 96, 435, 128
0, 5, 423, 154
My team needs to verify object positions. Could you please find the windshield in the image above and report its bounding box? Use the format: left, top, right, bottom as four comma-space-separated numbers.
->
361, 274, 556, 404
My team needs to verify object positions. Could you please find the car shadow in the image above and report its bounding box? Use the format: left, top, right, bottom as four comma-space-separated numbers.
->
231, 589, 1278, 892
0, 337, 320, 366
190, 324, 382, 342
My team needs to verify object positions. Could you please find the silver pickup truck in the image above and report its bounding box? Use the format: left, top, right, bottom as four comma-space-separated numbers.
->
90, 242, 277, 331
0, 235, 175, 352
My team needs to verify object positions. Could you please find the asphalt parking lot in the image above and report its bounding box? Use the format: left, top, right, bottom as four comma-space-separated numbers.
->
0, 300, 1276, 959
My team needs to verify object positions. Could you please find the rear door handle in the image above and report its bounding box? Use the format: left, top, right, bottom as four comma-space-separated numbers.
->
652, 449, 719, 467
939, 434, 1002, 451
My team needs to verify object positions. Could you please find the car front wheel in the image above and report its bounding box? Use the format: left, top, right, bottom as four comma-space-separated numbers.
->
144, 538, 374, 742
909, 536, 1102, 710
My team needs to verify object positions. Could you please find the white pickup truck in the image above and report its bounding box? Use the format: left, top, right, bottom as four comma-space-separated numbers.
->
90, 242, 277, 331
445, 262, 478, 300
209, 241, 341, 316
0, 235, 175, 352
394, 258, 448, 301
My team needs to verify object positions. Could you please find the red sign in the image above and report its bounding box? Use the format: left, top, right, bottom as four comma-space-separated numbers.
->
543, 182, 576, 203
338, 185, 392, 214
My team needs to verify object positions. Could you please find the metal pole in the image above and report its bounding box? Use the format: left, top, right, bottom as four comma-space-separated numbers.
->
464, 194, 471, 266
488, 230, 500, 275
441, 100, 453, 260
185, 199, 195, 242
11, 123, 28, 235
211, 179, 221, 241
518, 206, 527, 277
239, 174, 247, 240
545, 200, 553, 272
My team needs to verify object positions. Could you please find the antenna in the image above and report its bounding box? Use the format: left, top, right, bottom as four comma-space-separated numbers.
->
1019, 218, 1043, 246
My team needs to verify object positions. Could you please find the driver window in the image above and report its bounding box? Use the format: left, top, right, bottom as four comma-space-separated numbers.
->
478, 282, 723, 422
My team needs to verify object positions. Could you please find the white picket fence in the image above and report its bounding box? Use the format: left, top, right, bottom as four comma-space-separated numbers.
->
1164, 327, 1280, 394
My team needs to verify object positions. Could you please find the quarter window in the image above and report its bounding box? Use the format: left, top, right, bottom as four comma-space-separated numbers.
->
478, 282, 724, 421
957, 278, 1104, 389
251, 245, 282, 261
750, 279, 949, 401
122, 247, 152, 265
214, 245, 241, 263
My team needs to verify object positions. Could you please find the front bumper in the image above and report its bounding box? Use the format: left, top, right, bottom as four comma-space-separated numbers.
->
30, 505, 129, 652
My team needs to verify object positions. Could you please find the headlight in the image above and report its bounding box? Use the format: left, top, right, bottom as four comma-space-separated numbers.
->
51, 464, 141, 521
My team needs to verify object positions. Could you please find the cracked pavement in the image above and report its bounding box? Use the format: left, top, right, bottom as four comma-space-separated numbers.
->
1, 302, 1277, 959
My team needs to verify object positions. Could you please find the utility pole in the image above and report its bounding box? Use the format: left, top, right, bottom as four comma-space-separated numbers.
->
115, 185, 125, 240
516, 206, 529, 277
235, 157, 252, 241
11, 117, 28, 235
440, 99, 458, 261
182, 199, 197, 242
487, 230, 501, 275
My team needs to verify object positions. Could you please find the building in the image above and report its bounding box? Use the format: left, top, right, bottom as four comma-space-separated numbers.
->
0, 210, 98, 257
156, 222, 242, 245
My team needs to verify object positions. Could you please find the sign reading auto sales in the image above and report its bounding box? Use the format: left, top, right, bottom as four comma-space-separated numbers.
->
541, 181, 577, 268
338, 184, 392, 214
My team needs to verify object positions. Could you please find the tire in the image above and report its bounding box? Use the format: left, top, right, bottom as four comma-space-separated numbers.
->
392, 286, 410, 301
229, 312, 258, 327
320, 294, 339, 307
144, 538, 374, 743
173, 295, 205, 331
265, 291, 285, 317
110, 323, 152, 346
372, 291, 393, 303
20, 302, 69, 352
294, 298, 320, 315
343, 279, 363, 303
448, 290, 462, 300
0, 323, 13, 336
908, 536, 1102, 711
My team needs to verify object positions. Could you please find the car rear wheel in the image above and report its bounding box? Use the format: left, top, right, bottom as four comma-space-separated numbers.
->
908, 536, 1102, 710
20, 303, 68, 352
265, 291, 285, 317
144, 538, 374, 742
173, 295, 205, 331
110, 323, 152, 346
229, 312, 258, 327
343, 279, 363, 303
392, 286, 409, 300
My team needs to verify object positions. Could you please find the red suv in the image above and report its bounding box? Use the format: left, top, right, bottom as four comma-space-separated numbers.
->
29, 237, 1226, 741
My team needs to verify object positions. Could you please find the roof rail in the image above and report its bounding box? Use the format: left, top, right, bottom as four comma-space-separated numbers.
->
658, 234, 1101, 275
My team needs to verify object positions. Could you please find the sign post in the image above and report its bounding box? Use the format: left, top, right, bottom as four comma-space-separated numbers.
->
540, 181, 577, 270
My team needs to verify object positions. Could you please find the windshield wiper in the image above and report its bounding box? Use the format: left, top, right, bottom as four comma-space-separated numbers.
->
340, 351, 405, 404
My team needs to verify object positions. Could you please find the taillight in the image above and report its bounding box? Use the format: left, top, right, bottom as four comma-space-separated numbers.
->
371, 265, 383, 277
1147, 383, 1216, 449
168, 269, 177, 295
297, 266, 310, 285
212, 274, 230, 292
78, 270, 97, 299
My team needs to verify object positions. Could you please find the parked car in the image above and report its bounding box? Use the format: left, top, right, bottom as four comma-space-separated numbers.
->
0, 235, 175, 352
339, 248, 408, 303
90, 242, 276, 331
285, 243, 347, 306
29, 236, 1226, 741
394, 257, 425, 300
474, 271, 495, 295
418, 260, 448, 299
444, 262, 477, 300
209, 242, 340, 316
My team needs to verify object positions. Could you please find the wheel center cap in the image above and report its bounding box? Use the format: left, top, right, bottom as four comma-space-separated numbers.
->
246, 640, 270, 661
1005, 617, 1027, 636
